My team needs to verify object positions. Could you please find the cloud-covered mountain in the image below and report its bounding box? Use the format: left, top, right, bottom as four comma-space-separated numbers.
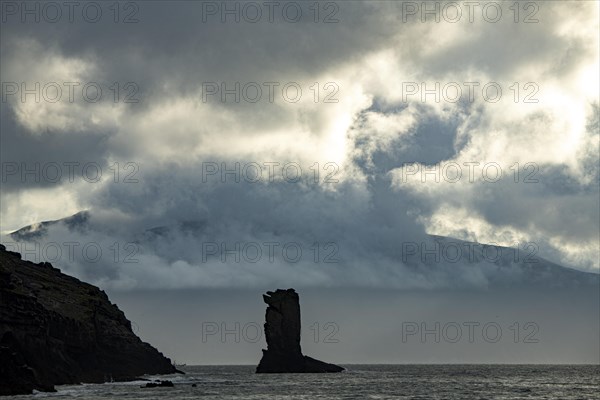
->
5, 211, 597, 291
1, 1, 598, 279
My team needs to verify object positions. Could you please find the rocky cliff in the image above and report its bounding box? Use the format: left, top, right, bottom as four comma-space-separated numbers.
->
0, 244, 177, 396
256, 288, 344, 373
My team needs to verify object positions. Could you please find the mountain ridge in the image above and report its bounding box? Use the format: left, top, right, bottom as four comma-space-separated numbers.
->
6, 211, 599, 290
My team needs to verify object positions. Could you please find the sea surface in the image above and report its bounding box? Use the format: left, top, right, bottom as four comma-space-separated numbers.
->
8, 365, 599, 399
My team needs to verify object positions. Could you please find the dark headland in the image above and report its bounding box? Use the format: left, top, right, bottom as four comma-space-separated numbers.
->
256, 288, 344, 373
0, 244, 178, 396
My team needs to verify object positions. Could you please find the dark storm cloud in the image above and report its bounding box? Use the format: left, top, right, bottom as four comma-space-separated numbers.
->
1, 1, 391, 98
0, 101, 114, 192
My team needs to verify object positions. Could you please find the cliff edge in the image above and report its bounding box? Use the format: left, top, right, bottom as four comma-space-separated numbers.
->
0, 244, 177, 396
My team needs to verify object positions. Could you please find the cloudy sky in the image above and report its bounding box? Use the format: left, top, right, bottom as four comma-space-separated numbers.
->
1, 0, 599, 365
1, 0, 599, 288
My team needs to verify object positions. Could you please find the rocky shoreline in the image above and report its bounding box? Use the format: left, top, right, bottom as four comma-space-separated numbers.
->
0, 244, 178, 396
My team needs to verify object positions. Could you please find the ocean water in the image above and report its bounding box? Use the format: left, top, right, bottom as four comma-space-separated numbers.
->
10, 365, 599, 399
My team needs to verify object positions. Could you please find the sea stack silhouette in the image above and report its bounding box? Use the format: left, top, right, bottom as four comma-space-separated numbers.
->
256, 288, 344, 373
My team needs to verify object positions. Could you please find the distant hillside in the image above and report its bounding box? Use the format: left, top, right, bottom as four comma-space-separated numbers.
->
9, 211, 90, 242
7, 211, 599, 290
406, 235, 600, 289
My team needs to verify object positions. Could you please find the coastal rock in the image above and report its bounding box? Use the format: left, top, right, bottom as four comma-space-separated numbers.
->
0, 244, 177, 396
141, 380, 174, 388
256, 288, 344, 373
